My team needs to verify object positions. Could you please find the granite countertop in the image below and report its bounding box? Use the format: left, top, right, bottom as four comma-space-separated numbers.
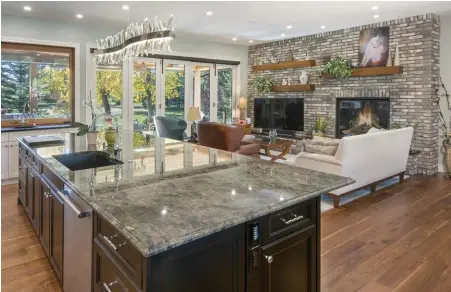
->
18, 131, 354, 257
1, 123, 76, 133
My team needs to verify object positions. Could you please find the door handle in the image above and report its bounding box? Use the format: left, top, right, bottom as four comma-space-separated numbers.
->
265, 255, 273, 264
102, 275, 127, 292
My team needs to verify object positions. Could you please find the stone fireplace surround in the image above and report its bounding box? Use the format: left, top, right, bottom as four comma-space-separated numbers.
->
247, 14, 440, 175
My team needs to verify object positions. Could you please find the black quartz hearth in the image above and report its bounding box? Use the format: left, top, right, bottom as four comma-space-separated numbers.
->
336, 98, 390, 138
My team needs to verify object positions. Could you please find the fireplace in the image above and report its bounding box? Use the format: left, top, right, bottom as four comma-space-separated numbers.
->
336, 98, 390, 138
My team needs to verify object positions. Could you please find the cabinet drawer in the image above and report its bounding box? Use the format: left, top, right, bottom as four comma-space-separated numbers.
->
94, 238, 141, 292
265, 199, 317, 243
95, 215, 143, 288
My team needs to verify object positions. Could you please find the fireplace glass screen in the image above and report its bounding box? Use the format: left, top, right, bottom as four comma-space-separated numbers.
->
336, 99, 389, 137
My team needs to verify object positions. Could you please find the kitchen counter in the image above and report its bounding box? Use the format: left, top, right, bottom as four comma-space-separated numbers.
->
18, 131, 353, 257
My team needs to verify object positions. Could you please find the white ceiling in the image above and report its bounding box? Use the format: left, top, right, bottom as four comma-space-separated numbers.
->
2, 1, 451, 46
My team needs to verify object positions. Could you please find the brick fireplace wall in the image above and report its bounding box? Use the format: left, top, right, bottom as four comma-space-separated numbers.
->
247, 14, 440, 175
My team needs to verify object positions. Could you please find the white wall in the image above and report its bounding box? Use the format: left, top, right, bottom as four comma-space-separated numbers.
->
1, 14, 248, 123
439, 13, 451, 172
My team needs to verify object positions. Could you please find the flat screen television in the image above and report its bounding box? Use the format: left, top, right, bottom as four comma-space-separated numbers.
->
254, 98, 304, 132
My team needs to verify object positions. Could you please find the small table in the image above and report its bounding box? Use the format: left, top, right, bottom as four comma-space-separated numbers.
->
243, 139, 293, 163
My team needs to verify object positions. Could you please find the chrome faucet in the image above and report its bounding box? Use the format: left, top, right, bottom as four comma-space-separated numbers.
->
90, 113, 121, 152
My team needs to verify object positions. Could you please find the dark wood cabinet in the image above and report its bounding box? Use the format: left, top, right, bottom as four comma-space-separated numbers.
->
27, 168, 41, 233
18, 154, 26, 206
39, 176, 64, 282
149, 225, 245, 292
261, 225, 317, 292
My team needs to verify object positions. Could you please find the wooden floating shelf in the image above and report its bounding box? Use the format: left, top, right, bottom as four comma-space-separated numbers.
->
253, 60, 316, 71
272, 84, 315, 92
322, 66, 403, 78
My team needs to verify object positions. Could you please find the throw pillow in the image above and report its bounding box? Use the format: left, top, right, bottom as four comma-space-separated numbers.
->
312, 136, 341, 146
367, 127, 386, 134
302, 140, 338, 156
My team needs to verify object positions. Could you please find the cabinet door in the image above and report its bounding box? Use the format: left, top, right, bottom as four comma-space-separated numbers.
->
150, 225, 245, 292
261, 225, 317, 292
8, 143, 19, 179
25, 166, 34, 217
40, 180, 51, 256
18, 155, 26, 205
1, 143, 9, 180
50, 187, 64, 282
30, 170, 41, 234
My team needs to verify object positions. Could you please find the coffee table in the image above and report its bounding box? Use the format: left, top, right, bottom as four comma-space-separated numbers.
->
242, 139, 293, 163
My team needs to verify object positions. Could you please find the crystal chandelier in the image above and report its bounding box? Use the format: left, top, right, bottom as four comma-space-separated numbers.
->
94, 15, 175, 64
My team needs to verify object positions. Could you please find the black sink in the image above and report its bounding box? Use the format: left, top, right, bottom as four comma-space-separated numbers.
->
52, 151, 123, 171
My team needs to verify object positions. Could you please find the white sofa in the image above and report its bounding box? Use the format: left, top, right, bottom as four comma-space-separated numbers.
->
294, 127, 414, 207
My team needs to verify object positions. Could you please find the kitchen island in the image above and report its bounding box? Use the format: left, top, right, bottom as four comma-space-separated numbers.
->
17, 132, 353, 292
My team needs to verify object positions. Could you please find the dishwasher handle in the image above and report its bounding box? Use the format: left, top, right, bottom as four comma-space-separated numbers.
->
58, 191, 92, 218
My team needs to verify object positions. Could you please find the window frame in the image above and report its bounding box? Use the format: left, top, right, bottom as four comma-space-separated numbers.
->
1, 41, 76, 126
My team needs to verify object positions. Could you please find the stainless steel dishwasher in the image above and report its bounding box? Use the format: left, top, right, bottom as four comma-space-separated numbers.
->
61, 186, 93, 292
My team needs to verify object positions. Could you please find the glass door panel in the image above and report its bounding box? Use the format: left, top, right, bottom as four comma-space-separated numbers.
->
95, 64, 123, 126
192, 64, 211, 121
133, 61, 157, 148
217, 67, 234, 124
163, 63, 185, 120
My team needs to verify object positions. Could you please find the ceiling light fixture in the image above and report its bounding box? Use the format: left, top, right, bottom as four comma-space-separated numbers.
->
286, 25, 292, 29
321, 25, 326, 29
373, 14, 380, 19
76, 14, 83, 19
206, 11, 213, 16
232, 37, 237, 41
281, 33, 286, 37
23, 6, 32, 11
372, 6, 379, 10
122, 5, 129, 10
249, 40, 254, 43
94, 15, 176, 64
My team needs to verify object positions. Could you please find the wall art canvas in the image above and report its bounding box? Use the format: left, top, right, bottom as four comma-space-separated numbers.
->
358, 27, 390, 67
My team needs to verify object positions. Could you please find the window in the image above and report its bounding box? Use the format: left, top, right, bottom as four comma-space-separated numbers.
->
1, 42, 74, 125
217, 67, 233, 124
95, 64, 123, 126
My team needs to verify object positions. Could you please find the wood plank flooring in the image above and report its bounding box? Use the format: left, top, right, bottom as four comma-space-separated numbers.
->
1, 184, 62, 292
2, 175, 451, 291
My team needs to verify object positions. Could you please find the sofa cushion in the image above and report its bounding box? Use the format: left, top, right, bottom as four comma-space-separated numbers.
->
296, 152, 342, 166
302, 139, 339, 156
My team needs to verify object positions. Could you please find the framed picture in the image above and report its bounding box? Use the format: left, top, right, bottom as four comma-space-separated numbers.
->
358, 27, 390, 67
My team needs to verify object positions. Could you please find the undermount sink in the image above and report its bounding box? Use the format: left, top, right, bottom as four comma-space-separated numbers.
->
52, 151, 123, 171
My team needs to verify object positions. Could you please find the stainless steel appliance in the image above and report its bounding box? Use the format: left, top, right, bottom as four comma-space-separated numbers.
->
62, 186, 93, 292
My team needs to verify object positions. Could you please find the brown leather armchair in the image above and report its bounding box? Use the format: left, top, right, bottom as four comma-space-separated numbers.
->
197, 122, 260, 156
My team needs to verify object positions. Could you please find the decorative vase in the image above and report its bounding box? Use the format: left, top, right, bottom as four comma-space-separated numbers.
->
313, 131, 326, 137
299, 71, 310, 85
87, 132, 98, 145
269, 129, 278, 142
386, 49, 393, 66
104, 129, 116, 147
394, 44, 400, 66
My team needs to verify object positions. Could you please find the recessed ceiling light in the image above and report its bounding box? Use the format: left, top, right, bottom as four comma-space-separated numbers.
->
372, 6, 379, 10
206, 11, 213, 16
122, 5, 129, 10
76, 14, 83, 19
373, 14, 380, 19
321, 25, 326, 29
281, 33, 286, 37
36, 53, 40, 56
23, 6, 32, 11
286, 25, 292, 29
232, 37, 237, 41
249, 40, 254, 43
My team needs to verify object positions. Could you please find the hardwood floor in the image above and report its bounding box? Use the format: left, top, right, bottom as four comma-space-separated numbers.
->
1, 175, 451, 291
1, 184, 62, 292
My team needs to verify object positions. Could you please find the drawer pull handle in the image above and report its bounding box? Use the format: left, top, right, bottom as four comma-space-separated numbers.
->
102, 276, 128, 292
44, 191, 52, 199
102, 234, 127, 250
265, 255, 273, 264
280, 214, 304, 225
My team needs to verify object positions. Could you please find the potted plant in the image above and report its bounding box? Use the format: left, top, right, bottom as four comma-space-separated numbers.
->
313, 113, 329, 137
253, 76, 276, 94
73, 122, 98, 145
433, 77, 451, 177
322, 57, 352, 78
